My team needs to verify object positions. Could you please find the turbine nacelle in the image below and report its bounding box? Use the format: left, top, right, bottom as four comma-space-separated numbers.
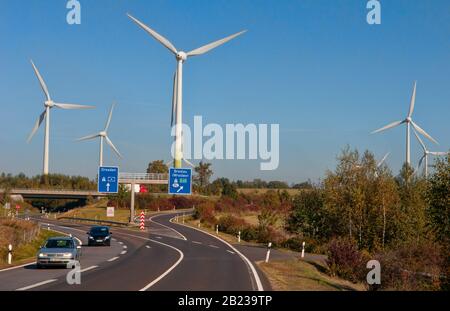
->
176, 51, 187, 62
44, 100, 54, 108
99, 131, 107, 137
405, 117, 412, 123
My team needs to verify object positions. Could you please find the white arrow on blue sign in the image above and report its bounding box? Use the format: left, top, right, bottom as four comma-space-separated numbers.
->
168, 168, 192, 195
98, 166, 119, 193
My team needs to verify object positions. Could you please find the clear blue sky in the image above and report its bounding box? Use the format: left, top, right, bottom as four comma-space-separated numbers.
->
0, 0, 449, 183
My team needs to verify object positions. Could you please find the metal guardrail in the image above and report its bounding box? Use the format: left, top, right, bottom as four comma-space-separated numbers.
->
57, 217, 132, 227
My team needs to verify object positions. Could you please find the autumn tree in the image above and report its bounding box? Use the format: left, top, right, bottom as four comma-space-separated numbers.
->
194, 161, 213, 194
147, 160, 168, 174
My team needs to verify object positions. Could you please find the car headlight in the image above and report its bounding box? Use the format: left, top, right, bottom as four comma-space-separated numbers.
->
62, 253, 73, 258
38, 253, 46, 258
105, 236, 110, 239
89, 236, 94, 239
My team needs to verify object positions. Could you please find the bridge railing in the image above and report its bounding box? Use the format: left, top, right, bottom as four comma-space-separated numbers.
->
119, 173, 168, 181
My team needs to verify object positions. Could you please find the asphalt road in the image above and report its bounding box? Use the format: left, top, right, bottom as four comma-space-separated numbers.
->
0, 213, 268, 291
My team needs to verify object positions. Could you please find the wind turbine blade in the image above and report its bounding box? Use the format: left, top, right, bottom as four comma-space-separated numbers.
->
418, 155, 425, 168
377, 152, 390, 168
429, 151, 448, 156
30, 60, 51, 101
411, 121, 438, 145
408, 81, 417, 118
371, 120, 404, 134
27, 110, 46, 143
127, 13, 177, 55
413, 128, 426, 152
105, 103, 115, 131
76, 133, 100, 142
105, 136, 122, 158
54, 103, 95, 110
171, 70, 178, 127
187, 30, 247, 57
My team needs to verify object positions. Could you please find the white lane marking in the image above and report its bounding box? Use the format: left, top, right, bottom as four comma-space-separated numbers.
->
80, 265, 98, 273
112, 238, 117, 241
123, 245, 127, 249
209, 245, 219, 249
192, 241, 202, 245
156, 236, 162, 239
0, 262, 36, 273
145, 245, 151, 249
150, 214, 187, 241
118, 241, 124, 245
175, 222, 264, 291
115, 232, 184, 291
16, 279, 58, 291
120, 250, 127, 255
108, 257, 119, 262
227, 250, 236, 254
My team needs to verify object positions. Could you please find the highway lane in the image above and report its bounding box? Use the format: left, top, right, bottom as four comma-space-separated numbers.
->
141, 213, 265, 291
0, 212, 267, 291
0, 221, 125, 291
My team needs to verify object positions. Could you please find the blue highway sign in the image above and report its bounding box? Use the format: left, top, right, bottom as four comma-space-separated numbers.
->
168, 168, 192, 195
98, 166, 119, 193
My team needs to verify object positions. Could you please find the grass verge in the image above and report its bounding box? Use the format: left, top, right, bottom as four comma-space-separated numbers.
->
0, 229, 62, 269
257, 259, 365, 291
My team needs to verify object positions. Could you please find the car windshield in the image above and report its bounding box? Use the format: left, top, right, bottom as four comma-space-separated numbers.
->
45, 239, 74, 249
90, 227, 109, 234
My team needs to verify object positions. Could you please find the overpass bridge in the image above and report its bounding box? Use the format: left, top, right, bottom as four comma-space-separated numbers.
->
0, 173, 169, 200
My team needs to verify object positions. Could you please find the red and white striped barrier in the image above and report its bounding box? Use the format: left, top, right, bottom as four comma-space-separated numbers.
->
139, 211, 145, 231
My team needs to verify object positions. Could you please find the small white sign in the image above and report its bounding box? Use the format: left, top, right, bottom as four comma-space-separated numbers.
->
106, 206, 115, 218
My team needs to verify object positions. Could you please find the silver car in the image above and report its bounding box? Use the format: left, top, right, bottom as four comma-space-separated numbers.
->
36, 237, 81, 269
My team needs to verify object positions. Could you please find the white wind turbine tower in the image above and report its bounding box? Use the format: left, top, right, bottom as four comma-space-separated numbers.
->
76, 103, 122, 167
27, 60, 94, 175
127, 13, 246, 168
371, 81, 438, 166
413, 129, 447, 178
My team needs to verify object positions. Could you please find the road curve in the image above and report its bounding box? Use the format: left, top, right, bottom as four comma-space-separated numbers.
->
0, 213, 266, 291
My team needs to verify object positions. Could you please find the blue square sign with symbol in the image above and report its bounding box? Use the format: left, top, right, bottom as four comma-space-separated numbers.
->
98, 166, 119, 193
168, 168, 192, 195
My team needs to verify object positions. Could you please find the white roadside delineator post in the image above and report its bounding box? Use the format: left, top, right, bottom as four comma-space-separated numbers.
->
265, 242, 272, 263
238, 231, 241, 243
7, 244, 12, 265
216, 225, 219, 235
47, 223, 50, 230
301, 241, 306, 258
182, 213, 185, 224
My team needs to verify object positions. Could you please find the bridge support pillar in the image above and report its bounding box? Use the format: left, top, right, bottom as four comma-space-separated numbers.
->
130, 182, 135, 223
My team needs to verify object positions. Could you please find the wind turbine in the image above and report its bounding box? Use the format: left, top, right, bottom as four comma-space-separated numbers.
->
27, 60, 94, 175
371, 81, 438, 166
77, 103, 122, 167
413, 129, 447, 178
127, 13, 246, 168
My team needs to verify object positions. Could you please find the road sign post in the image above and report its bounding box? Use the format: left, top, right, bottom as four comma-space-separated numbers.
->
98, 166, 119, 194
168, 168, 192, 195
7, 244, 12, 265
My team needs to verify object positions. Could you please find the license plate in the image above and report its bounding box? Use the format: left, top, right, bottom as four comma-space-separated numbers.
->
50, 258, 60, 262
96, 240, 103, 242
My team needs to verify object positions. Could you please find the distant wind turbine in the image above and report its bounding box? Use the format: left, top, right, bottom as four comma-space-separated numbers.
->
27, 60, 94, 175
127, 13, 246, 168
371, 81, 438, 166
77, 103, 122, 167
413, 129, 447, 178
